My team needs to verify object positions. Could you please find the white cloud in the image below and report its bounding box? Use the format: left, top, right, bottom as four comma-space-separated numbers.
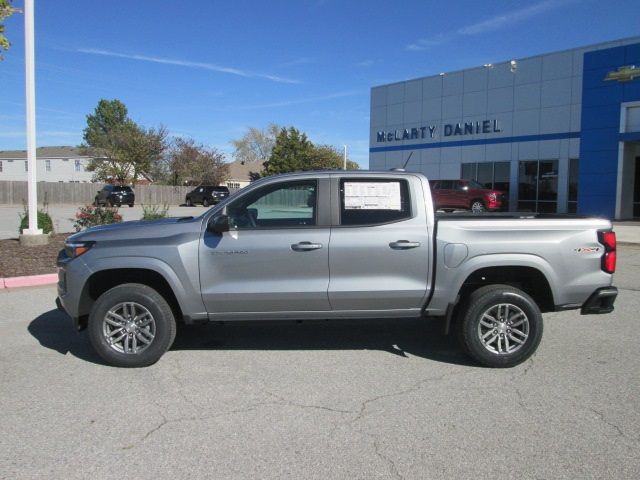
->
406, 0, 574, 51
278, 57, 315, 67
355, 60, 376, 67
77, 48, 300, 84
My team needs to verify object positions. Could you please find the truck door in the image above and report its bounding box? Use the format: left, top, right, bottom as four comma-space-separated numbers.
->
199, 178, 331, 314
328, 177, 430, 311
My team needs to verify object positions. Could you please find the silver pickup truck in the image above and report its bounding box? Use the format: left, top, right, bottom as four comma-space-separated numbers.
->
57, 171, 618, 368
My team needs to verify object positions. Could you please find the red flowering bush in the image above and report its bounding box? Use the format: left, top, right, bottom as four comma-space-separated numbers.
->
72, 204, 122, 232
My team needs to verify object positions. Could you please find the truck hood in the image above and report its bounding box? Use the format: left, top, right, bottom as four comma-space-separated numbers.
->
67, 216, 201, 242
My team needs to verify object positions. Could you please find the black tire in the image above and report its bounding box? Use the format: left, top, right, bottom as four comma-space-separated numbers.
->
202, 198, 210, 207
88, 283, 177, 368
186, 197, 193, 207
470, 199, 485, 213
457, 284, 543, 368
129, 203, 134, 207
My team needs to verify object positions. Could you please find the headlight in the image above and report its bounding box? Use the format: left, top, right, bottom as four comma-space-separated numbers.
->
65, 241, 95, 258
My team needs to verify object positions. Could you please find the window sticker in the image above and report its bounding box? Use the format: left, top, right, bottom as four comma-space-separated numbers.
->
344, 182, 401, 210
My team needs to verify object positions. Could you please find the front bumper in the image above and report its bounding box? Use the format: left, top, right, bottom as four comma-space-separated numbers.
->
581, 287, 618, 315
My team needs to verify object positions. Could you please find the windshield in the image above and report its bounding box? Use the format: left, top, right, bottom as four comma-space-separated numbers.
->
113, 186, 133, 192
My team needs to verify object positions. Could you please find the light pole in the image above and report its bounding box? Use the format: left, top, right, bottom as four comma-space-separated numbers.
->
343, 145, 347, 170
21, 0, 45, 244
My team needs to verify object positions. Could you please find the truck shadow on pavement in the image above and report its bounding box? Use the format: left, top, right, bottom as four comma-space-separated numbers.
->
172, 317, 476, 366
28, 309, 106, 365
29, 310, 476, 367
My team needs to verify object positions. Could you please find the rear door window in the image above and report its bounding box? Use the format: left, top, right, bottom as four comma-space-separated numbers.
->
339, 179, 411, 226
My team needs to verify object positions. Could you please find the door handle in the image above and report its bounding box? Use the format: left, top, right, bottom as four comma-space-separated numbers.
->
291, 241, 323, 252
389, 240, 421, 250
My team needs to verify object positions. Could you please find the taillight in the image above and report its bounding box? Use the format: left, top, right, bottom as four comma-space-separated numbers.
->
598, 230, 616, 274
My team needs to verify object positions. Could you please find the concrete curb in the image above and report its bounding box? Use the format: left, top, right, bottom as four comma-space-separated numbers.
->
1, 273, 57, 289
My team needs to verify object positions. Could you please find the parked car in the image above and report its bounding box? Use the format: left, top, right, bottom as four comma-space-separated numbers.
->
94, 185, 135, 207
58, 170, 617, 368
430, 179, 507, 213
185, 185, 230, 207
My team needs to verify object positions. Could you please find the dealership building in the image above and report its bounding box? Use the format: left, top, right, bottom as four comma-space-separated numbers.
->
369, 36, 640, 219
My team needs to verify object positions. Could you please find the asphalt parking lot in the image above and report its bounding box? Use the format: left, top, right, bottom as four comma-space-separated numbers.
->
1, 246, 639, 479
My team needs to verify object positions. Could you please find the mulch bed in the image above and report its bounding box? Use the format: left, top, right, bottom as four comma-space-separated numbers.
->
0, 234, 70, 278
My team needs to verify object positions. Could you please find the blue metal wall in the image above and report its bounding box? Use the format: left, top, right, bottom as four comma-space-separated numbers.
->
579, 43, 640, 218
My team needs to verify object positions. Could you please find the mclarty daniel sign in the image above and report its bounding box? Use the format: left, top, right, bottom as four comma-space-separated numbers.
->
376, 119, 502, 143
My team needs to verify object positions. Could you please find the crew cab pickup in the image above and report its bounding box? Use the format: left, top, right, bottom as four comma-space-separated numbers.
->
57, 171, 618, 368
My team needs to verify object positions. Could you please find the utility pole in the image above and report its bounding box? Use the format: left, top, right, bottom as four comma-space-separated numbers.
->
21, 0, 46, 245
343, 145, 347, 170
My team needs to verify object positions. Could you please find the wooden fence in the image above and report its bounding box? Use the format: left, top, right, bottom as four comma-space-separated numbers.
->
0, 181, 195, 206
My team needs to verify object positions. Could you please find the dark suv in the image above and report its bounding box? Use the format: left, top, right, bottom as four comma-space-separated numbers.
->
95, 185, 135, 207
430, 179, 507, 213
185, 185, 230, 207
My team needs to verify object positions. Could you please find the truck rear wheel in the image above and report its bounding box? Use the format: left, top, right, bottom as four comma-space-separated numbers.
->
88, 283, 176, 368
457, 284, 543, 368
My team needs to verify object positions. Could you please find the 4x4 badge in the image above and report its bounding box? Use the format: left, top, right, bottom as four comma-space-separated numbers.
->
574, 247, 601, 254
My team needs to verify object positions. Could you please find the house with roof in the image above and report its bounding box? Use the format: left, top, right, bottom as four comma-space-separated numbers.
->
0, 146, 94, 182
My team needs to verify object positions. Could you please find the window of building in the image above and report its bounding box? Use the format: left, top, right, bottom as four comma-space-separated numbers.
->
74, 160, 81, 172
45, 160, 51, 172
568, 158, 579, 214
461, 161, 511, 194
0, 161, 3, 173
340, 179, 411, 226
24, 161, 28, 172
227, 180, 316, 229
518, 160, 559, 213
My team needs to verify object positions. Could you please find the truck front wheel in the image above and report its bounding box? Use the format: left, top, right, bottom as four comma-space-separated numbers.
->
458, 284, 543, 368
87, 283, 176, 368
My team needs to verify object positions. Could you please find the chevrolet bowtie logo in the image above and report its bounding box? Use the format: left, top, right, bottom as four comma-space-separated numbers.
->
604, 65, 639, 82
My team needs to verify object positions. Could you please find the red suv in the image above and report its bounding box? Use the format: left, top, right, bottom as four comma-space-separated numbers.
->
430, 179, 507, 213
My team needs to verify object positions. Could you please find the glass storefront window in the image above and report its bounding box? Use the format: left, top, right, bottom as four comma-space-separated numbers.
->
518, 161, 537, 203
494, 162, 510, 194
461, 163, 476, 180
460, 161, 511, 194
518, 160, 559, 213
477, 163, 493, 189
568, 158, 579, 214
538, 160, 558, 201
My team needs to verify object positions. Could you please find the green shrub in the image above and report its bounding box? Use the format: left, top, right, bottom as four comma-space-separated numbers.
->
19, 209, 54, 234
72, 204, 122, 232
141, 204, 169, 221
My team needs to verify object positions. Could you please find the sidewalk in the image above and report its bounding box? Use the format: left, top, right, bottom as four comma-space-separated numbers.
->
612, 222, 640, 245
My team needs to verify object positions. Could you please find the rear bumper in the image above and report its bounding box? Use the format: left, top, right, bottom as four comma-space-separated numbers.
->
581, 287, 618, 315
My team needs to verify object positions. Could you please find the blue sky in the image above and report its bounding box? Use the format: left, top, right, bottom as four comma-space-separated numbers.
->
1, 0, 639, 168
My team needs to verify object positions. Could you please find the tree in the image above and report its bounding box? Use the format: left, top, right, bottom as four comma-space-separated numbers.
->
82, 99, 131, 151
170, 138, 229, 186
82, 99, 168, 185
308, 144, 360, 171
263, 127, 314, 176
0, 0, 19, 60
230, 123, 280, 164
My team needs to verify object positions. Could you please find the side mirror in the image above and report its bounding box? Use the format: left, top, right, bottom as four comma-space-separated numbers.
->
208, 214, 229, 234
